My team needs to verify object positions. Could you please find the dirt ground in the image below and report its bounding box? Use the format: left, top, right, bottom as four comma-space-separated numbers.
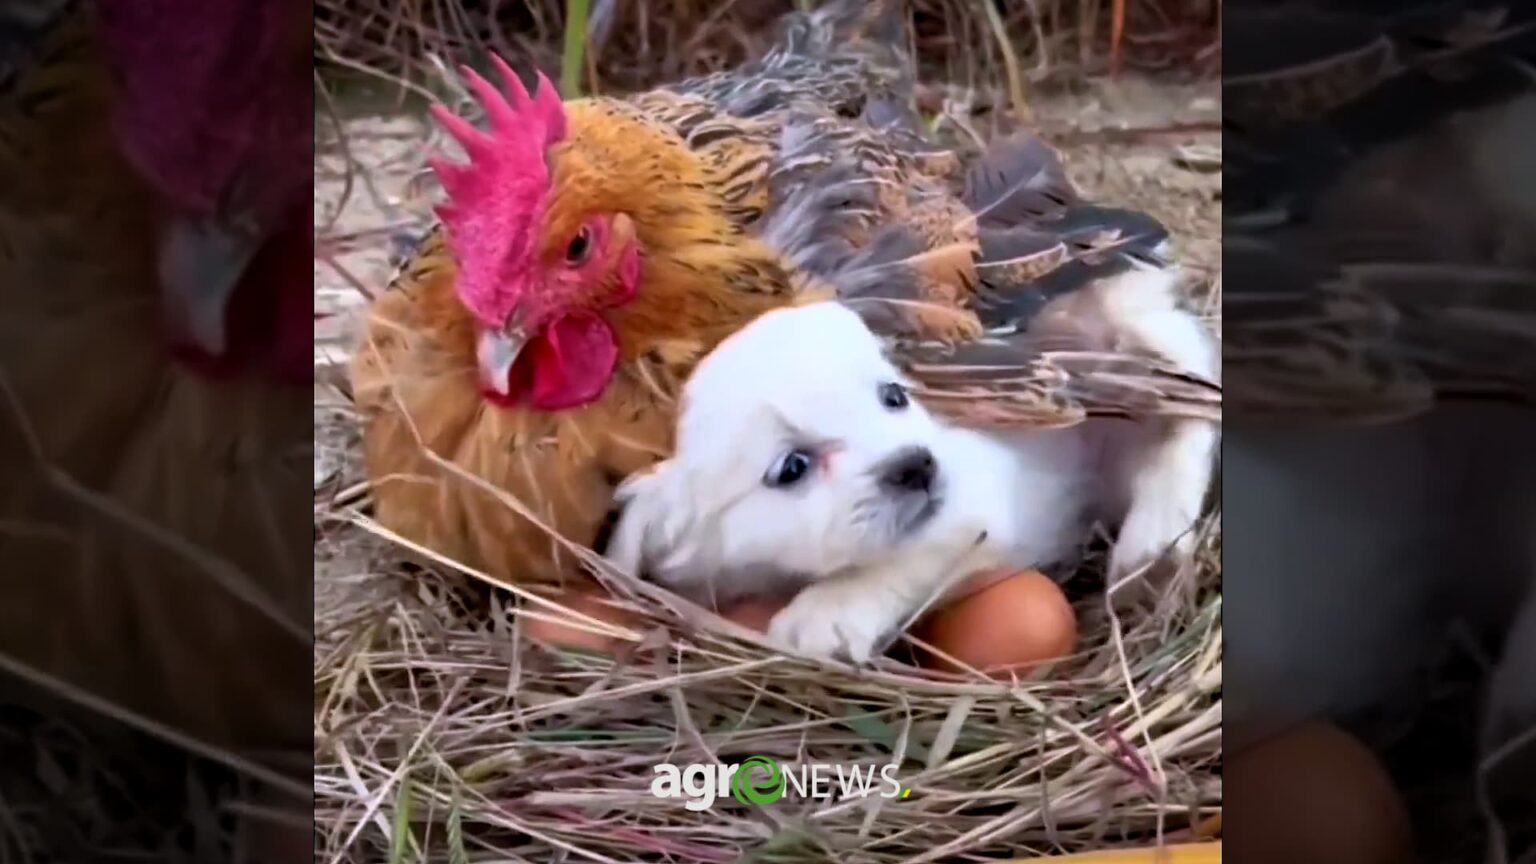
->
312, 71, 1222, 601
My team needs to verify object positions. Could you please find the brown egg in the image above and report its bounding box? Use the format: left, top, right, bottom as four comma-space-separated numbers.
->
915, 569, 1076, 677
521, 591, 642, 653
721, 597, 791, 632
1225, 721, 1413, 864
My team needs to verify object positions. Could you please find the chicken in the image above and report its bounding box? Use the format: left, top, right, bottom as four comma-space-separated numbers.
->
0, 0, 310, 783
352, 0, 1220, 587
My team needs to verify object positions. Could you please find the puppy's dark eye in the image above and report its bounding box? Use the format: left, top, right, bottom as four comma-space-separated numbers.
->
565, 225, 593, 265
879, 382, 909, 410
765, 449, 814, 488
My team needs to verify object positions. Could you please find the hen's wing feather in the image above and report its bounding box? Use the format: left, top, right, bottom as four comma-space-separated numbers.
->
1348, 262, 1536, 405
1225, 236, 1435, 422
1223, 3, 1536, 421
900, 340, 1222, 428
961, 132, 1077, 225
756, 124, 1216, 426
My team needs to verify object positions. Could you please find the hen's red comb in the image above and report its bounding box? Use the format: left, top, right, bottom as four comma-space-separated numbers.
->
427, 55, 569, 323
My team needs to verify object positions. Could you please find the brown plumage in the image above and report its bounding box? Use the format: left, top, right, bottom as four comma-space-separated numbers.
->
353, 0, 1219, 585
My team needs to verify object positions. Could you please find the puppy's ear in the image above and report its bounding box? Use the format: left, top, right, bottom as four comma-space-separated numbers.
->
606, 461, 703, 580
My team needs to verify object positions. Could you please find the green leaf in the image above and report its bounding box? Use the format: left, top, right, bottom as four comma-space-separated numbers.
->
844, 710, 930, 764
742, 827, 819, 863
389, 779, 415, 864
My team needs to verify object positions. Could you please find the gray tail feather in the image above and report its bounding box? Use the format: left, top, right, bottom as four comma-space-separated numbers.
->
759, 159, 929, 337
836, 228, 938, 340
962, 133, 1077, 226
777, 0, 908, 57
760, 159, 881, 278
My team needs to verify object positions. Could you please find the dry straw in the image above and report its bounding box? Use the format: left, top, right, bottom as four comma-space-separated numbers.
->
314, 1, 1222, 860
313, 498, 1220, 861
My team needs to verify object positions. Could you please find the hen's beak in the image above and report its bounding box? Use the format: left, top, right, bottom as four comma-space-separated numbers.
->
158, 215, 263, 356
477, 317, 531, 396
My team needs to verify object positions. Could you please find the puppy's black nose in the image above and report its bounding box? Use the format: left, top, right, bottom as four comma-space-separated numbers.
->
880, 446, 936, 493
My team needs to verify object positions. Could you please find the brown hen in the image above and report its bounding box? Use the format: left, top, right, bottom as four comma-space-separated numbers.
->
352, 0, 1220, 586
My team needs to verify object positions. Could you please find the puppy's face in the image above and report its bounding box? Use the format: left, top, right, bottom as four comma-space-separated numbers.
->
607, 303, 948, 597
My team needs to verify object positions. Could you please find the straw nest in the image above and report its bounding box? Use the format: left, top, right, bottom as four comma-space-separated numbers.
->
314, 1, 1222, 860
313, 511, 1221, 862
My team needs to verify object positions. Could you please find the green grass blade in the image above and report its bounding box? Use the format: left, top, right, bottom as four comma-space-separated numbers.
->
561, 0, 591, 98
389, 779, 415, 864
845, 710, 931, 764
447, 787, 470, 864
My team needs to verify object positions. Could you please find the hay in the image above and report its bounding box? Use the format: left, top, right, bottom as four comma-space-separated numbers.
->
314, 436, 1222, 860
312, 503, 1220, 861
312, 2, 1223, 860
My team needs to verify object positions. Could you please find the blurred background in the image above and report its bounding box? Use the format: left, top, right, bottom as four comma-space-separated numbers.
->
1224, 2, 1535, 863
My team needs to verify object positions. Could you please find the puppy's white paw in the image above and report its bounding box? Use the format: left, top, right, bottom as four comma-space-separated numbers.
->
1107, 418, 1217, 590
767, 589, 888, 663
1107, 498, 1197, 586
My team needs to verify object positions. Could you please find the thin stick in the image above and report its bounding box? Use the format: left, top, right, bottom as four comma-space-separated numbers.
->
1110, 0, 1126, 78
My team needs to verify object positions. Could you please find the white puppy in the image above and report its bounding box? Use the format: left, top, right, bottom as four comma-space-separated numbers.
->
607, 290, 1216, 662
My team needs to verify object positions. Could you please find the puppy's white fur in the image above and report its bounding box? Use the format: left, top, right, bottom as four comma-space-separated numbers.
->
1024, 267, 1221, 585
608, 270, 1217, 661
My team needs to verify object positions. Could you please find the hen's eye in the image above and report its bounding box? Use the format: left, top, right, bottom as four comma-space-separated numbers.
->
879, 382, 909, 410
565, 226, 593, 265
765, 449, 814, 488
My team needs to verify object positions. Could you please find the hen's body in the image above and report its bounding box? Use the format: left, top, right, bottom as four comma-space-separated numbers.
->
354, 0, 1217, 584
0, 3, 310, 762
